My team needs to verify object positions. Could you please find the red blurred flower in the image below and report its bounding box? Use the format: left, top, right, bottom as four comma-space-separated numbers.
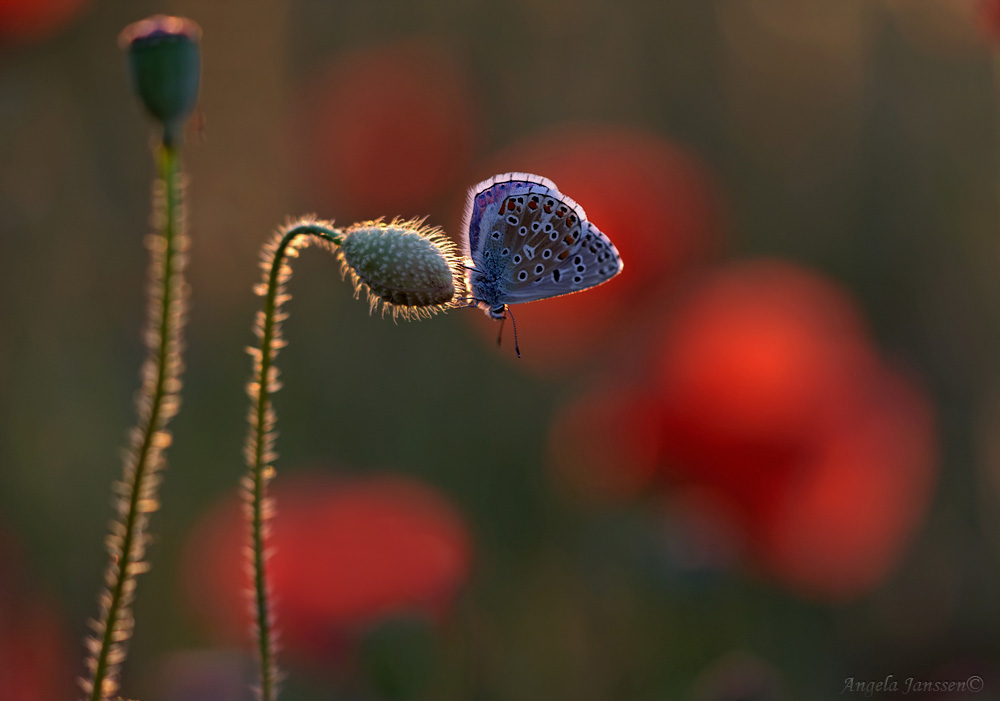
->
0, 530, 74, 701
754, 364, 936, 599
980, 0, 1000, 42
293, 40, 479, 221
654, 260, 877, 517
547, 260, 937, 600
0, 0, 88, 43
468, 124, 721, 369
656, 261, 936, 599
181, 473, 471, 663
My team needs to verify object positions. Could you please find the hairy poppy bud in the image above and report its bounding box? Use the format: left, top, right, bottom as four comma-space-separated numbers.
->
339, 219, 463, 320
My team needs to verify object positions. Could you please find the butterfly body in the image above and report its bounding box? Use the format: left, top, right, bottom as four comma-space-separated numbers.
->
460, 172, 623, 319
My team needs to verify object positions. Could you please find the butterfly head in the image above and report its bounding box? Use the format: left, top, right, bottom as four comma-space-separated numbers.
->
486, 303, 507, 320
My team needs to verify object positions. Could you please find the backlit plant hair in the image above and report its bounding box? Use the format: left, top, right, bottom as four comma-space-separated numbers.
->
243, 215, 463, 700
83, 15, 200, 701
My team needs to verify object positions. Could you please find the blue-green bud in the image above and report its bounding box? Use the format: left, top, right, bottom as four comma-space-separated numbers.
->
119, 15, 201, 146
339, 219, 463, 320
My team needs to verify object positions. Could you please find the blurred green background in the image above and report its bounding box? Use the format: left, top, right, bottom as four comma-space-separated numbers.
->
2, 0, 1000, 699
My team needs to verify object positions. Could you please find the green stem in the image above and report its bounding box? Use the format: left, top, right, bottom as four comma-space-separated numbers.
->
85, 143, 188, 701
245, 222, 342, 701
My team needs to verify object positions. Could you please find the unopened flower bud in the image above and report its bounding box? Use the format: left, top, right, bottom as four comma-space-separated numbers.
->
339, 219, 462, 320
120, 15, 201, 146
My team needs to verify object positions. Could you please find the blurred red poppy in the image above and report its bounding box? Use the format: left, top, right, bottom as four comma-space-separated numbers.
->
293, 40, 479, 221
547, 259, 937, 600
980, 0, 1000, 42
181, 472, 471, 663
0, 530, 74, 701
754, 364, 936, 600
467, 124, 721, 369
654, 260, 877, 517
0, 0, 88, 43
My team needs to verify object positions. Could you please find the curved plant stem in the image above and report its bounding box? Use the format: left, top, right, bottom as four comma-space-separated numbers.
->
84, 143, 189, 701
244, 221, 342, 701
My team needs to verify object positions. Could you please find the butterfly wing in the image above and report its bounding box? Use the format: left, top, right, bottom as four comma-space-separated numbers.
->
461, 172, 559, 261
462, 172, 623, 310
491, 187, 623, 305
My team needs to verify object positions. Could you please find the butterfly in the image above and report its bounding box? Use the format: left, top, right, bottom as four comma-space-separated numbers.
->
460, 172, 624, 354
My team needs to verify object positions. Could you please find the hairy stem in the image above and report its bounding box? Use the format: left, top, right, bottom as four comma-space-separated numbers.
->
244, 221, 342, 701
84, 143, 189, 700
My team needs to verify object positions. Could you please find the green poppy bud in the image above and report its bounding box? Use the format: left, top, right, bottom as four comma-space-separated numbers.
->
119, 15, 201, 146
339, 219, 463, 320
